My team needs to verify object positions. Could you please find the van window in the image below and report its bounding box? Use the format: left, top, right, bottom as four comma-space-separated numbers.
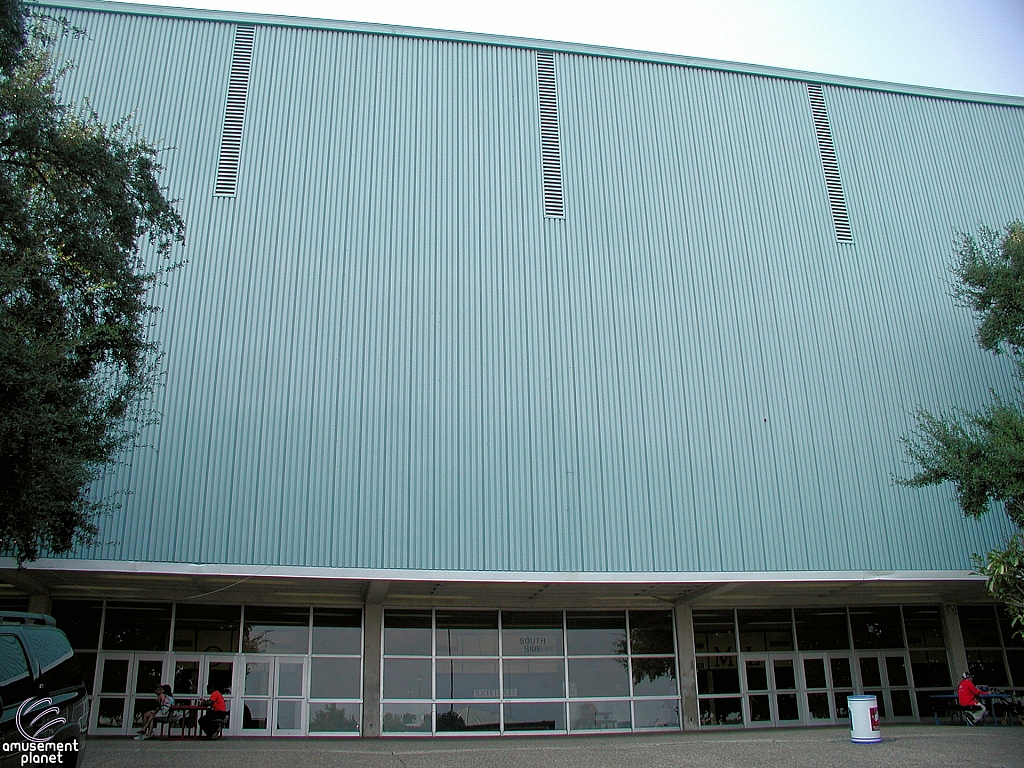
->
0, 633, 35, 705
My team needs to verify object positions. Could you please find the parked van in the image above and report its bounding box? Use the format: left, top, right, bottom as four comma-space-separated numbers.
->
0, 613, 87, 767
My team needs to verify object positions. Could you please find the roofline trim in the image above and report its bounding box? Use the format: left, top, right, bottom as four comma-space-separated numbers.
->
0, 558, 986, 584
34, 0, 1024, 109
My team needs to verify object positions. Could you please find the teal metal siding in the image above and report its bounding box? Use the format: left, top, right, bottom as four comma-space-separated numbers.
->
43, 3, 1023, 573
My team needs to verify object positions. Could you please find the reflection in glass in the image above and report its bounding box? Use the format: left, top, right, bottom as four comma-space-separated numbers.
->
807, 692, 830, 719
910, 650, 950, 688
570, 700, 631, 730
965, 650, 1009, 686
243, 606, 309, 654
504, 701, 565, 731
244, 662, 270, 696
311, 608, 362, 655
568, 657, 629, 697
834, 691, 852, 719
803, 658, 826, 688
697, 660, 740, 694
435, 659, 499, 700
276, 700, 300, 730
383, 658, 431, 699
100, 659, 129, 694
502, 659, 565, 698
631, 657, 677, 696
794, 609, 849, 651
173, 604, 240, 653
102, 603, 172, 651
998, 606, 1024, 649
277, 662, 303, 697
698, 697, 742, 726
891, 689, 913, 717
693, 610, 736, 654
384, 610, 432, 655
903, 606, 945, 649
308, 703, 360, 732
633, 699, 680, 728
885, 656, 908, 686
208, 661, 233, 694
174, 661, 200, 696
502, 611, 563, 657
436, 611, 498, 656
242, 699, 268, 729
958, 605, 1001, 648
1006, 650, 1023, 687
134, 660, 163, 694
776, 693, 799, 720
850, 607, 903, 649
436, 702, 500, 731
310, 657, 360, 699
830, 657, 852, 688
49, 599, 103, 650
859, 657, 881, 688
749, 694, 770, 722
566, 611, 626, 655
629, 611, 675, 655
773, 659, 795, 690
96, 699, 125, 728
738, 609, 793, 652
383, 703, 432, 732
745, 660, 768, 691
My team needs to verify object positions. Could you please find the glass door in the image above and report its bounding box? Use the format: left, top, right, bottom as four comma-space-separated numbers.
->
855, 653, 915, 720
240, 658, 272, 734
91, 654, 168, 735
272, 657, 306, 735
741, 655, 800, 726
799, 654, 854, 725
239, 656, 306, 735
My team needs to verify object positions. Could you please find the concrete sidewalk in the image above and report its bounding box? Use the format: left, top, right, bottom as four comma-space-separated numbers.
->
87, 725, 1024, 768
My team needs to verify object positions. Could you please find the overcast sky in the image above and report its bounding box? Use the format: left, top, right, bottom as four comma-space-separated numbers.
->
105, 0, 1024, 97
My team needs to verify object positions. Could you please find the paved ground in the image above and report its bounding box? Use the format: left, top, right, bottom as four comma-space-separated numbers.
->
86, 724, 1024, 768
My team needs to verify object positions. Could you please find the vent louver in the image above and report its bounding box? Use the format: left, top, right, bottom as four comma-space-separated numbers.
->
214, 25, 256, 197
807, 83, 853, 243
536, 51, 565, 218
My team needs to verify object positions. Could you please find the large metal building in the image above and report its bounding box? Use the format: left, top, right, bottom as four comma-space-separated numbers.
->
3, 0, 1024, 737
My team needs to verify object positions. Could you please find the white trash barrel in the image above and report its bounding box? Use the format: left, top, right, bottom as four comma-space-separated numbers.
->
847, 695, 881, 743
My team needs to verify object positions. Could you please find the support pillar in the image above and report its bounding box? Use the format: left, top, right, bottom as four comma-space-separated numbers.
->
27, 594, 50, 615
942, 602, 969, 680
361, 602, 383, 737
674, 604, 699, 730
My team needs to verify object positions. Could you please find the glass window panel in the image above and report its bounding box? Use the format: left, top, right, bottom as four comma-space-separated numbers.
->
134, 660, 163, 694
276, 700, 300, 730
243, 606, 309, 654
773, 659, 796, 690
859, 657, 881, 687
891, 689, 913, 717
966, 649, 1009, 686
910, 650, 950, 688
692, 610, 736, 654
568, 657, 629, 698
902, 606, 945, 649
794, 609, 849, 651
435, 610, 498, 656
1007, 650, 1024, 688
502, 611, 564, 657
242, 700, 268, 730
569, 700, 631, 730
0, 636, 30, 697
435, 659, 499, 700
173, 604, 241, 653
834, 691, 853, 719
436, 702, 500, 732
745, 660, 768, 691
382, 703, 432, 732
383, 610, 432, 656
803, 658, 826, 689
737, 609, 793, 652
885, 656, 908, 687
503, 701, 565, 731
277, 661, 303, 697
174, 661, 200, 696
76, 652, 97, 695
208, 661, 233, 694
958, 605, 1001, 647
49, 599, 102, 650
308, 703, 360, 732
311, 608, 362, 655
96, 699, 125, 728
698, 697, 742, 726
566, 611, 627, 655
633, 698, 680, 729
997, 606, 1024, 648
696, 660, 740, 694
310, 657, 360, 699
776, 693, 799, 721
244, 661, 270, 696
830, 657, 853, 688
850, 607, 904, 649
130, 698, 152, 729
102, 603, 171, 651
100, 659, 129, 694
383, 658, 431, 699
631, 657, 677, 697
502, 659, 565, 698
807, 692, 830, 719
748, 694, 771, 722
628, 611, 675, 655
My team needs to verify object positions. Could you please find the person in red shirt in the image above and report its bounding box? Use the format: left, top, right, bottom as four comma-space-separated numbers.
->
957, 671, 988, 725
199, 683, 228, 739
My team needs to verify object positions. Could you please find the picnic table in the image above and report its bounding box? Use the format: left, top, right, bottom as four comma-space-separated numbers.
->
929, 693, 1013, 726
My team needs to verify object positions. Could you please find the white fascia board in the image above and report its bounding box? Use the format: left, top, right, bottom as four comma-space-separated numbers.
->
0, 558, 985, 584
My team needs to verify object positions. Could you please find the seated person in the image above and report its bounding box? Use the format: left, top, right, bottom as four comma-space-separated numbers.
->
199, 683, 228, 739
136, 685, 175, 740
957, 671, 988, 725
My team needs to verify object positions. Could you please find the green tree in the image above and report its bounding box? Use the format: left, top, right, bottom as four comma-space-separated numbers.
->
899, 222, 1024, 635
0, 0, 184, 563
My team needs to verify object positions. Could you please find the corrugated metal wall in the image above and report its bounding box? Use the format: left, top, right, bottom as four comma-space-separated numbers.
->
47, 3, 1023, 573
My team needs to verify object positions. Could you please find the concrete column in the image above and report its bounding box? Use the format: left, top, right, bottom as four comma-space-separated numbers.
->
942, 602, 969, 680
674, 605, 700, 730
361, 603, 383, 737
27, 594, 51, 615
